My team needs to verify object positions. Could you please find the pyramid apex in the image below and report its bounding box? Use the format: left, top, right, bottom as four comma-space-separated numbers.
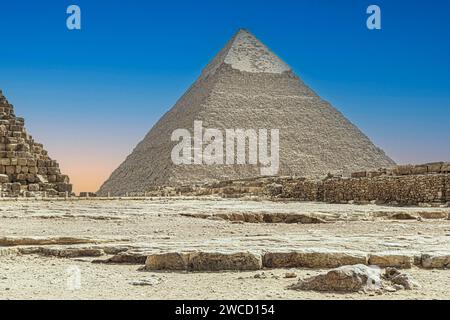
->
201, 29, 291, 78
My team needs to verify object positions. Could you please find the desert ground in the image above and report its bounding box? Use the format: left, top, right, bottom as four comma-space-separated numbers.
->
0, 197, 449, 300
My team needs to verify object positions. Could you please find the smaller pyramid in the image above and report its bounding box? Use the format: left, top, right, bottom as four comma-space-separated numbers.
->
0, 90, 72, 197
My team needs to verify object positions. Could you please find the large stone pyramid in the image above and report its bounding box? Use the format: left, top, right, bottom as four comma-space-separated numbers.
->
0, 90, 72, 197
99, 29, 395, 196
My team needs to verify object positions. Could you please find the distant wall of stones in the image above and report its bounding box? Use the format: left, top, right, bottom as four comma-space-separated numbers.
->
281, 163, 449, 205
147, 162, 450, 206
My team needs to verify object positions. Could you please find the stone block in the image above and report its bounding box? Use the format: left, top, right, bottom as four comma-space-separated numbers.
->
263, 250, 367, 269
368, 252, 413, 269
0, 174, 9, 183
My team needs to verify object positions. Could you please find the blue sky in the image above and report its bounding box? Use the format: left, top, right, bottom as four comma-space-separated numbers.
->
0, 0, 449, 191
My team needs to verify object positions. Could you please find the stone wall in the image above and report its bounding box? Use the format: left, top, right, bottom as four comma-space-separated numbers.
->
322, 174, 448, 205
0, 90, 72, 197
143, 163, 449, 206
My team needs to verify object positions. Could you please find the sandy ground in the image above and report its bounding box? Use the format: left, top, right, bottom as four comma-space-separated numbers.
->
0, 198, 449, 300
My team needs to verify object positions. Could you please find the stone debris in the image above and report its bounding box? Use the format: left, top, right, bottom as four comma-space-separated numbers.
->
289, 265, 382, 293
263, 250, 368, 269
383, 268, 420, 290
0, 90, 72, 197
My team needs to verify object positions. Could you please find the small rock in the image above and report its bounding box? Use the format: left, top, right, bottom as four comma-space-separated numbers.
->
384, 268, 420, 290
254, 272, 267, 279
284, 272, 297, 279
130, 277, 161, 286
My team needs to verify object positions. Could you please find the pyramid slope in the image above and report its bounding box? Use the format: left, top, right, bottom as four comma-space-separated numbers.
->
0, 90, 72, 197
98, 30, 395, 196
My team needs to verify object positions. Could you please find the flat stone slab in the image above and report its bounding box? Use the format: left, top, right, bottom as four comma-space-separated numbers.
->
145, 251, 262, 271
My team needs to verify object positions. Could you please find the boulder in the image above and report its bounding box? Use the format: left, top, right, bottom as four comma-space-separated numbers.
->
290, 265, 382, 292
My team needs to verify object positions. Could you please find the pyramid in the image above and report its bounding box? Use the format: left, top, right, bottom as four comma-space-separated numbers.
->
0, 90, 72, 197
98, 29, 395, 196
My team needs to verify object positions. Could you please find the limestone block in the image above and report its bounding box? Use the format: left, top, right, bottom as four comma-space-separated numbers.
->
368, 252, 414, 268
145, 252, 190, 270
11, 182, 21, 193
188, 251, 262, 271
0, 174, 9, 183
28, 184, 39, 192
47, 167, 60, 175
421, 254, 450, 269
5, 166, 15, 175
263, 250, 367, 269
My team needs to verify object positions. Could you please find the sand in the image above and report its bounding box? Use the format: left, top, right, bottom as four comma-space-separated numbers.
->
0, 198, 449, 300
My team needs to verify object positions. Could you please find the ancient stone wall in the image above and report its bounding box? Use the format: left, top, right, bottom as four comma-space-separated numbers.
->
322, 174, 447, 205
145, 163, 449, 206
0, 90, 72, 197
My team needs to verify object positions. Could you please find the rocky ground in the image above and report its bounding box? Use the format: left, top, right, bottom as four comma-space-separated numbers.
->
0, 197, 449, 300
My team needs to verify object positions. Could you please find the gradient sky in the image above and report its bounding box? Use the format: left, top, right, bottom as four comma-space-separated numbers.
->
0, 0, 449, 193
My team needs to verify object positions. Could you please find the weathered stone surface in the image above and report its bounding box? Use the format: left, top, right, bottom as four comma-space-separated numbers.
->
263, 250, 367, 269
368, 253, 414, 269
421, 253, 450, 269
18, 246, 104, 258
389, 212, 417, 220
290, 265, 381, 292
418, 211, 448, 219
98, 250, 148, 264
145, 252, 190, 271
0, 236, 114, 246
188, 251, 262, 271
145, 251, 262, 271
